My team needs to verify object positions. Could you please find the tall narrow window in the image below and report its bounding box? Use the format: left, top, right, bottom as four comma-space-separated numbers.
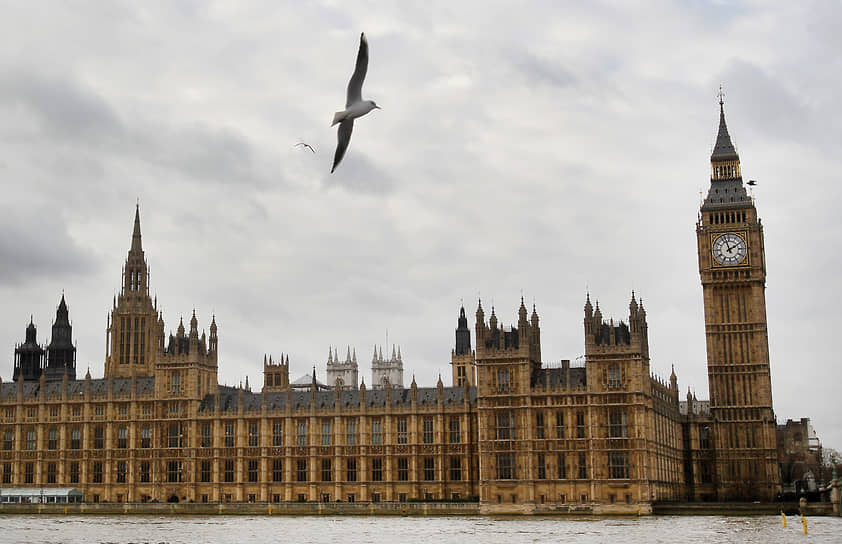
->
91, 461, 103, 484
200, 460, 212, 482
578, 453, 587, 479
346, 458, 357, 482
321, 420, 332, 446
557, 453, 567, 479
2, 430, 13, 450
397, 418, 407, 444
248, 422, 259, 447
497, 369, 511, 392
397, 457, 409, 481
296, 459, 307, 482
93, 427, 104, 450
224, 460, 235, 482
371, 419, 383, 445
496, 411, 514, 440
47, 462, 58, 484
371, 458, 383, 481
201, 424, 212, 448
296, 420, 307, 446
321, 458, 332, 482
537, 454, 546, 479
168, 423, 182, 448
116, 461, 127, 483
536, 412, 545, 439
171, 373, 181, 393
48, 428, 59, 450
576, 412, 585, 439
424, 457, 436, 481
69, 462, 79, 484
2, 463, 11, 484
496, 453, 515, 479
26, 429, 36, 450
272, 421, 283, 447
449, 457, 462, 481
248, 460, 259, 482
139, 461, 151, 483
555, 411, 565, 439
272, 459, 283, 482
423, 417, 434, 443
117, 426, 128, 449
225, 423, 235, 447
141, 426, 152, 448
608, 409, 628, 438
609, 452, 629, 479
345, 419, 357, 445
449, 416, 461, 443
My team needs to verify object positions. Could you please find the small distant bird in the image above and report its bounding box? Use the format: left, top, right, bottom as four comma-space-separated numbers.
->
331, 32, 380, 173
295, 142, 316, 153
747, 179, 758, 186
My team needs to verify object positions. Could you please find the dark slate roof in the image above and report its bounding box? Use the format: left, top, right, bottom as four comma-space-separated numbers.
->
198, 385, 477, 414
702, 178, 752, 210
711, 103, 739, 162
0, 377, 155, 401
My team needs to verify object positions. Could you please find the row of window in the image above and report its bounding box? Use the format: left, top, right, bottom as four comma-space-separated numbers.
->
495, 452, 630, 480
2, 416, 464, 451
1, 456, 465, 486
495, 409, 629, 440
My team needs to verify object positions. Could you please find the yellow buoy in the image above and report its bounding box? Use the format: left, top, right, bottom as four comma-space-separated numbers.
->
781, 512, 786, 527
801, 516, 807, 535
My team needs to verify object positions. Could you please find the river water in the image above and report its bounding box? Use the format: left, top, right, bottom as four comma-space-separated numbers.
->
1, 514, 840, 543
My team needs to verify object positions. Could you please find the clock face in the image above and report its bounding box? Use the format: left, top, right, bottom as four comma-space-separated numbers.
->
712, 233, 747, 265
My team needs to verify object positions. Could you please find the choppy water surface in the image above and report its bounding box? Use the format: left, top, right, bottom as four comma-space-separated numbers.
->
1, 514, 840, 543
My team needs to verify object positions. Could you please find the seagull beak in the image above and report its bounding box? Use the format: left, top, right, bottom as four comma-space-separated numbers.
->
375, 105, 382, 109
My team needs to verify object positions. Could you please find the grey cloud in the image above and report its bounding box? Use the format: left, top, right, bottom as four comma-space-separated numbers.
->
0, 69, 281, 189
0, 205, 96, 286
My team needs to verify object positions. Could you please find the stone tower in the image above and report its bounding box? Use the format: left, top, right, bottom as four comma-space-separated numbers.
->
451, 305, 476, 387
105, 205, 162, 378
326, 346, 358, 389
13, 318, 44, 381
263, 353, 290, 391
371, 344, 403, 389
696, 96, 779, 500
44, 294, 77, 380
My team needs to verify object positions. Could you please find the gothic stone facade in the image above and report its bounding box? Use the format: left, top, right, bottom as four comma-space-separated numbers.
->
0, 102, 782, 510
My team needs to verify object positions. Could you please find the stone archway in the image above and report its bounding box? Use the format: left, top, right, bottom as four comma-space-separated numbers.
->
167, 494, 180, 503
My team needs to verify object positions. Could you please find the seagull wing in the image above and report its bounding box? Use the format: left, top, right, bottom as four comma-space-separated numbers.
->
346, 33, 368, 107
331, 119, 354, 173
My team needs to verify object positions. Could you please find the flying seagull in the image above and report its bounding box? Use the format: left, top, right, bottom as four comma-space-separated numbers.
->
331, 32, 380, 173
295, 142, 316, 153
747, 179, 758, 186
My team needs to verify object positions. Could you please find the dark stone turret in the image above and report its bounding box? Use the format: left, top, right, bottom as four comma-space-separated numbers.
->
13, 317, 44, 381
455, 306, 471, 355
45, 294, 77, 380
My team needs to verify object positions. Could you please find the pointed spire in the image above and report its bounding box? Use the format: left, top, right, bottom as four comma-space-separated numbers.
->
397, 346, 402, 361
711, 88, 739, 162
328, 347, 333, 364
352, 347, 357, 363
391, 344, 396, 360
346, 346, 351, 363
130, 203, 143, 253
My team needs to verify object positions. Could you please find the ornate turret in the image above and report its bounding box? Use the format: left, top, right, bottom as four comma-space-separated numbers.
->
703, 91, 751, 210
105, 205, 161, 378
45, 293, 77, 380
452, 304, 476, 387
13, 317, 44, 381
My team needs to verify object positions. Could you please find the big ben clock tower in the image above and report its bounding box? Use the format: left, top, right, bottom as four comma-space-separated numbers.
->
697, 94, 780, 501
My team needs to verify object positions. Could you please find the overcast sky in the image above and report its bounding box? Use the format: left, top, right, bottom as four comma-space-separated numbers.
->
1, 1, 840, 449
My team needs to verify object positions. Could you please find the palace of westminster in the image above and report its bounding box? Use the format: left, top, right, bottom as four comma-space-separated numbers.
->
0, 102, 787, 512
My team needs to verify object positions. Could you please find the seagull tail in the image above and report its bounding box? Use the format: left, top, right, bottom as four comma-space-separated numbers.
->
331, 111, 345, 127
